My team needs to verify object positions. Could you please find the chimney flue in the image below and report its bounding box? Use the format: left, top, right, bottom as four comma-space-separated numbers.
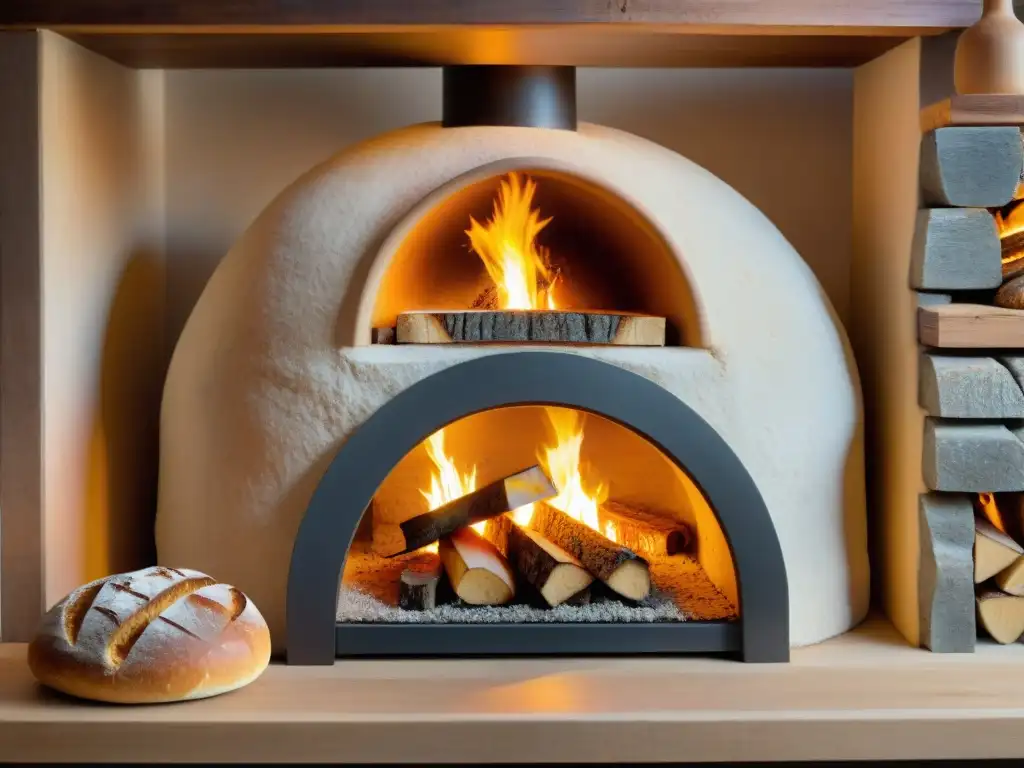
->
442, 66, 577, 131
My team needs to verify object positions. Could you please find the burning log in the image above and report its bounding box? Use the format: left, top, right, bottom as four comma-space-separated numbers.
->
974, 516, 1023, 582
600, 501, 693, 557
977, 588, 1024, 644
395, 310, 666, 347
398, 562, 444, 611
439, 526, 515, 605
373, 465, 557, 557
530, 503, 651, 601
505, 521, 594, 607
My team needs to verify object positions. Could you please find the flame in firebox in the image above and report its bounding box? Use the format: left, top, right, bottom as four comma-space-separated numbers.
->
418, 409, 615, 549
980, 491, 1007, 535
998, 201, 1024, 274
419, 429, 481, 553
466, 173, 558, 310
512, 408, 612, 541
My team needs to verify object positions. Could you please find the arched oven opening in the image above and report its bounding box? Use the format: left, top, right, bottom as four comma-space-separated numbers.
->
286, 353, 788, 664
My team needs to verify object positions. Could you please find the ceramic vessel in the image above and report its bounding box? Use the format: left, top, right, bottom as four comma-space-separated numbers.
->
955, 0, 1024, 95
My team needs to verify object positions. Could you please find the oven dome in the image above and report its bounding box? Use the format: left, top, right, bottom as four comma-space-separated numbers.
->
155, 121, 869, 653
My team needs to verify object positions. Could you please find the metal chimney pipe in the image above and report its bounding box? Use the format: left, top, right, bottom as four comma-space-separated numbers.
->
442, 66, 577, 131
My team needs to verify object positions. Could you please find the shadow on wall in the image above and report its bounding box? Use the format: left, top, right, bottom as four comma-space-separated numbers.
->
85, 251, 166, 579
164, 68, 852, 351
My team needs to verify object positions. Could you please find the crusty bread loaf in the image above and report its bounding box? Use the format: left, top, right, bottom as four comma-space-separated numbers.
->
28, 566, 271, 704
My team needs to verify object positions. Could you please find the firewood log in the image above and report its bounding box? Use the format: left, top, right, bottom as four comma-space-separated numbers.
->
530, 503, 651, 601
600, 501, 693, 557
506, 522, 594, 607
373, 465, 557, 556
396, 310, 666, 346
977, 588, 1024, 644
975, 516, 1024, 582
439, 527, 515, 605
995, 557, 1024, 596
398, 562, 443, 610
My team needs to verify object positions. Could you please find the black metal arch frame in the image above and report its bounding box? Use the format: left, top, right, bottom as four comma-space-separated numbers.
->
286, 352, 789, 664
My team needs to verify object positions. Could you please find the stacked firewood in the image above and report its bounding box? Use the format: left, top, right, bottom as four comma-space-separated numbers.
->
373, 465, 692, 610
974, 493, 1024, 643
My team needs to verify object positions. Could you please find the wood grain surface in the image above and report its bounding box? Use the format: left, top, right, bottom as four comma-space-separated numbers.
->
0, 0, 983, 31
919, 303, 1024, 348
7, 618, 1024, 762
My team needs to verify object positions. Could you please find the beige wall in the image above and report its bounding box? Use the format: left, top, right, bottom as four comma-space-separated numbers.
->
39, 34, 166, 609
164, 68, 853, 347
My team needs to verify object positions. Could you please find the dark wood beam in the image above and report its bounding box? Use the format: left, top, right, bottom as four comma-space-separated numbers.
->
0, 0, 980, 32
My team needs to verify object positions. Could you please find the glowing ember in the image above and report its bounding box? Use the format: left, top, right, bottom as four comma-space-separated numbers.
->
419, 429, 483, 549
466, 173, 558, 310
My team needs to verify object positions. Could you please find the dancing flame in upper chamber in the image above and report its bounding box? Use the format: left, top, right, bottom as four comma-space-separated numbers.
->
466, 173, 559, 311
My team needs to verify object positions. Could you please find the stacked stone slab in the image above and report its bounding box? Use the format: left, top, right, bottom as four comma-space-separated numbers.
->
916, 122, 1024, 652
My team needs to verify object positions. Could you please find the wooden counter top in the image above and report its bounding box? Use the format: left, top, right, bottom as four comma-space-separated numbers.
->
4, 618, 1024, 763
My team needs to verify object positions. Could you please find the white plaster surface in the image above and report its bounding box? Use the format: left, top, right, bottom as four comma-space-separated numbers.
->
155, 122, 869, 652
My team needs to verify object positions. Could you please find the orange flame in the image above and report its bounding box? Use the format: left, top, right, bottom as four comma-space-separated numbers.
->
419, 429, 481, 552
466, 173, 558, 310
979, 492, 1007, 535
997, 202, 1024, 274
512, 407, 612, 541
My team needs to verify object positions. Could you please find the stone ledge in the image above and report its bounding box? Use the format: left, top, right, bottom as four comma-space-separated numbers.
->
918, 493, 975, 653
919, 354, 1024, 418
911, 209, 1001, 291
923, 419, 1024, 492
921, 127, 1023, 208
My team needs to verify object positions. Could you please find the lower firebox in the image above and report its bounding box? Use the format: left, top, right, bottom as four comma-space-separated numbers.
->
286, 352, 788, 664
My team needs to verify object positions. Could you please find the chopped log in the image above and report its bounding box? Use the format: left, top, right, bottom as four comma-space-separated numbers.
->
373, 465, 557, 556
506, 522, 594, 607
977, 588, 1024, 644
530, 502, 651, 601
438, 526, 515, 605
995, 558, 1024, 597
600, 501, 693, 557
921, 95, 1024, 133
398, 562, 443, 610
371, 327, 396, 344
919, 303, 1024, 349
395, 310, 666, 347
975, 516, 1024, 583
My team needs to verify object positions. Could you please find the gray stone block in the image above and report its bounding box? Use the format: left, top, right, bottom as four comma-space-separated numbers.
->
923, 418, 1024, 491
917, 292, 953, 308
919, 354, 1024, 418
910, 208, 1001, 290
918, 493, 976, 653
999, 356, 1024, 391
921, 127, 1024, 207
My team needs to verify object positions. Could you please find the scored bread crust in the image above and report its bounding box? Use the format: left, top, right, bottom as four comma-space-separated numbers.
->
28, 567, 272, 704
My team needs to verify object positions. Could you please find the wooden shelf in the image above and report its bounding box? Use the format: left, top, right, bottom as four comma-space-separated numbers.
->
919, 303, 1024, 349
0, 0, 983, 31
922, 94, 1024, 132
5, 618, 1024, 763
0, 0, 983, 69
